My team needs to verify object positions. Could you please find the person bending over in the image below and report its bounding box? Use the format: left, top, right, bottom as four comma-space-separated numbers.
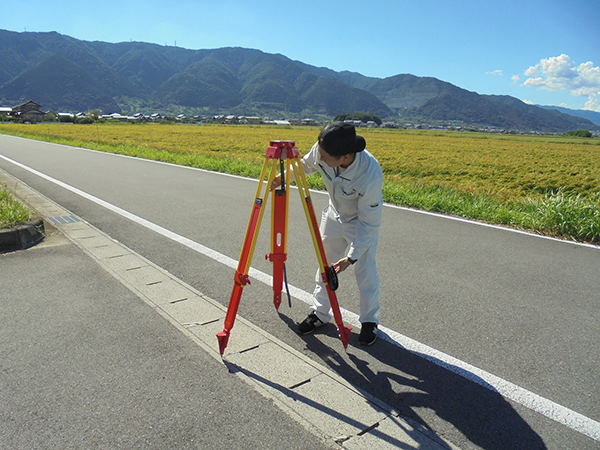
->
272, 122, 383, 345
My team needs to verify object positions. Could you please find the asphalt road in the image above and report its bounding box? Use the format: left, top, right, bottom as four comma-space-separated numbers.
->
1, 226, 331, 450
1, 133, 599, 449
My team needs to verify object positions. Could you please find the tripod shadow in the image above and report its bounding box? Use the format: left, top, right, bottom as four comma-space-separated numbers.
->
278, 313, 547, 450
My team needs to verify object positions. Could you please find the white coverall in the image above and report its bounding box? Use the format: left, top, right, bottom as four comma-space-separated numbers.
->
301, 142, 384, 324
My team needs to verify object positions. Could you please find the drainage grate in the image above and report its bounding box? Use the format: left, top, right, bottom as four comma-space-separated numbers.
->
47, 215, 81, 225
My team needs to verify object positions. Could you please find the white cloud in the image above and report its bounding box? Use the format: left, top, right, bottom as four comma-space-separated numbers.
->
524, 66, 538, 77
486, 69, 503, 76
521, 54, 600, 111
511, 75, 520, 84
523, 77, 544, 87
584, 96, 600, 111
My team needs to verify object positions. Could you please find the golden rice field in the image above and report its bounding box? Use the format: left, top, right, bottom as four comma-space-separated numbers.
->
1, 123, 599, 243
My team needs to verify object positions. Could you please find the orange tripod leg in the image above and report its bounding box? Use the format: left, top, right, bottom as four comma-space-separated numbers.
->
216, 197, 264, 355
268, 188, 287, 309
217, 158, 277, 355
267, 153, 293, 310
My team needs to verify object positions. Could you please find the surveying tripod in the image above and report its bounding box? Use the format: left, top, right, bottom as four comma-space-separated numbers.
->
217, 140, 351, 355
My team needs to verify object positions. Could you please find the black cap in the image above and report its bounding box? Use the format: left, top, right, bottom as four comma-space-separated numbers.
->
318, 122, 366, 156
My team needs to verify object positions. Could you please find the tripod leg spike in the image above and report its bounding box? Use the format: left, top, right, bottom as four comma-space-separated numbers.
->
338, 325, 352, 349
273, 293, 282, 310
216, 330, 230, 355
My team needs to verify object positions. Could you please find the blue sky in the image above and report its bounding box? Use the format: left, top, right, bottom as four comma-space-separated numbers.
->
2, 0, 599, 111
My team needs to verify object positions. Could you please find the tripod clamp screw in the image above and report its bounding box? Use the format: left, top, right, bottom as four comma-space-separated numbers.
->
234, 270, 251, 287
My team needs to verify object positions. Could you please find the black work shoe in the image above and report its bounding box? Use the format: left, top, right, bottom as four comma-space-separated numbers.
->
359, 322, 378, 345
298, 313, 325, 334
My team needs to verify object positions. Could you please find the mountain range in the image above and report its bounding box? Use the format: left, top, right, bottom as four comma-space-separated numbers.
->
536, 104, 600, 127
1, 29, 598, 133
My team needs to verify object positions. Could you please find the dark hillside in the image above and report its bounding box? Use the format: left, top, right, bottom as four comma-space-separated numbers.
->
0, 29, 597, 132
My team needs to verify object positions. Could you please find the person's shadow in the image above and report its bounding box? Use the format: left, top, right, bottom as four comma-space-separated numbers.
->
279, 313, 547, 450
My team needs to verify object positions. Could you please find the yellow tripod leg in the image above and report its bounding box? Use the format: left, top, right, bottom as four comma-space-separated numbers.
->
291, 159, 351, 349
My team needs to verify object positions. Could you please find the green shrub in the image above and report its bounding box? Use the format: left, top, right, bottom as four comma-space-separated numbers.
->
565, 129, 592, 137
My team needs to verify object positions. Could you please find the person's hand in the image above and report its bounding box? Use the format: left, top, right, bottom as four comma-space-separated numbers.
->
332, 257, 353, 274
270, 174, 282, 190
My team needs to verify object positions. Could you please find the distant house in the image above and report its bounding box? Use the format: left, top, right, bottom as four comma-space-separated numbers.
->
13, 100, 45, 123
100, 112, 144, 122
100, 113, 128, 121
301, 118, 317, 126
0, 106, 12, 116
264, 120, 291, 126
238, 116, 262, 124
57, 112, 75, 122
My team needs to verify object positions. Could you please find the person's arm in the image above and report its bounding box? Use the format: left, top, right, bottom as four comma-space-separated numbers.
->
332, 256, 356, 273
347, 172, 383, 262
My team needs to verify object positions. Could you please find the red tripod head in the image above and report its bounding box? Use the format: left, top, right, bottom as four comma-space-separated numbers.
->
266, 140, 300, 159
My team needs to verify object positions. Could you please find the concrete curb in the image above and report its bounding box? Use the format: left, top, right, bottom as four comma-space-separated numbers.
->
0, 217, 45, 253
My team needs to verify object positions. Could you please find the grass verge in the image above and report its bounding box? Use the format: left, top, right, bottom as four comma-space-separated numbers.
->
383, 182, 600, 244
0, 185, 32, 229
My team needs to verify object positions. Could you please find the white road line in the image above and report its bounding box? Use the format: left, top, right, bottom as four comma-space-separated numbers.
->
2, 152, 599, 442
